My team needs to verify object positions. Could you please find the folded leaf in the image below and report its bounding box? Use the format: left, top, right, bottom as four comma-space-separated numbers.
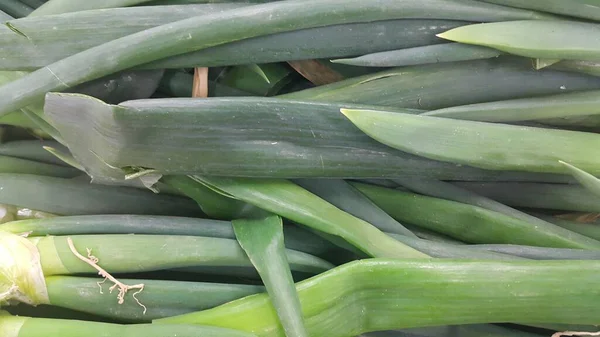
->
44, 93, 573, 183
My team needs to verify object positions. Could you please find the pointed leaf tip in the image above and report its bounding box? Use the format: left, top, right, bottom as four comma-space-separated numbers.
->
339, 107, 360, 117
436, 30, 456, 42
559, 160, 600, 198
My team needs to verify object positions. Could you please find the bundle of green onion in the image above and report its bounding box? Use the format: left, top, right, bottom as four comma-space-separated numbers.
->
2, 0, 600, 336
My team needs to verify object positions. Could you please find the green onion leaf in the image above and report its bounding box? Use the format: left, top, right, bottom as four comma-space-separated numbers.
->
157, 259, 600, 335
438, 20, 600, 61
559, 161, 600, 198
191, 176, 429, 259
340, 107, 600, 175
353, 182, 600, 249
234, 215, 308, 337
332, 43, 501, 67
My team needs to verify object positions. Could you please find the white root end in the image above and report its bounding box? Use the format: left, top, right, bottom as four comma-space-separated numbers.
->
553, 331, 600, 337
66, 237, 147, 314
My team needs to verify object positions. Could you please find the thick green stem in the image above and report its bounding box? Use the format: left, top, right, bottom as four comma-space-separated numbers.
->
158, 259, 600, 337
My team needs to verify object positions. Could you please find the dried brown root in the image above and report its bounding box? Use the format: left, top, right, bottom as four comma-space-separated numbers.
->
66, 237, 147, 314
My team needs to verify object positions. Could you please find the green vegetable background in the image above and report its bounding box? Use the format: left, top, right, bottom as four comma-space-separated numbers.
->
1, 1, 600, 337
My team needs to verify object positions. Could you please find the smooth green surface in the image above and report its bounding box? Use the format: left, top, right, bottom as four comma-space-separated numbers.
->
191, 176, 429, 259
35, 235, 333, 276
424, 90, 600, 122
333, 43, 501, 67
45, 94, 572, 183
555, 60, 600, 77
162, 175, 261, 219
45, 276, 263, 321
0, 141, 81, 166
284, 57, 600, 110
0, 9, 12, 22
1, 315, 255, 337
158, 259, 600, 336
341, 107, 600, 175
439, 20, 600, 61
0, 155, 78, 177
388, 234, 519, 260
392, 177, 564, 234
294, 179, 415, 237
354, 182, 600, 249
480, 0, 600, 22
560, 161, 600, 198
0, 174, 203, 216
0, 0, 551, 116
403, 224, 465, 245
0, 215, 336, 257
30, 0, 157, 16
455, 182, 600, 212
470, 244, 600, 260
1, 12, 470, 71
234, 216, 308, 337
0, 0, 32, 17
535, 215, 600, 242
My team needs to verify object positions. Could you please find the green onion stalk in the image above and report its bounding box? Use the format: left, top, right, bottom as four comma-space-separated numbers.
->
158, 259, 600, 337
0, 310, 256, 337
0, 231, 332, 320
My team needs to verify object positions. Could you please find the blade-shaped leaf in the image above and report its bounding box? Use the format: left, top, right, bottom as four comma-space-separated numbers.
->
30, 0, 159, 16
0, 174, 204, 216
423, 90, 600, 123
392, 177, 563, 232
1, 14, 468, 71
455, 182, 600, 213
0, 0, 32, 18
479, 0, 600, 22
533, 213, 600, 242
0, 155, 79, 178
332, 43, 501, 67
192, 176, 429, 259
44, 93, 573, 183
340, 107, 600, 175
161, 175, 265, 220
438, 20, 600, 61
0, 0, 553, 115
0, 140, 70, 166
294, 179, 416, 237
353, 182, 600, 249
284, 57, 600, 110
559, 161, 600, 198
233, 215, 309, 337
158, 259, 600, 335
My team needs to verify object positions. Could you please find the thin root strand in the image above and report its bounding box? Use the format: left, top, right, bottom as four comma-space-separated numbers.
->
66, 237, 147, 314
